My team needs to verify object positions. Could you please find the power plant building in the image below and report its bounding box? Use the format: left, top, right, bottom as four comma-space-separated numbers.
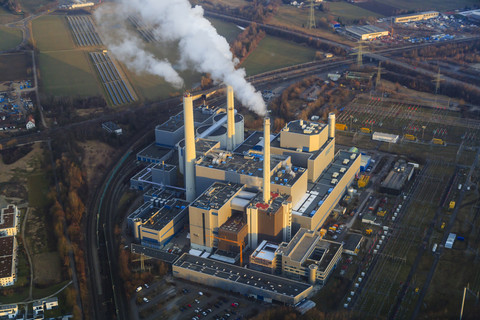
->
128, 197, 189, 248
128, 88, 364, 302
276, 228, 342, 285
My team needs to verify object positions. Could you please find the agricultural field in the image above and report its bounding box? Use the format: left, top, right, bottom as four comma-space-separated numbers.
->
38, 50, 100, 96
367, 0, 479, 13
208, 17, 243, 44
0, 52, 31, 81
241, 35, 316, 75
67, 15, 103, 47
32, 15, 75, 51
336, 96, 480, 145
0, 26, 22, 51
19, 0, 55, 13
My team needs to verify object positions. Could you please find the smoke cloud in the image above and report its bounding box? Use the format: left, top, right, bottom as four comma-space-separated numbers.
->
94, 6, 184, 88
95, 0, 266, 115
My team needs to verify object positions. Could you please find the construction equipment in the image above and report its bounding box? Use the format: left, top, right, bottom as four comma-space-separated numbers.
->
449, 201, 455, 210
377, 210, 386, 217
206, 234, 244, 266
336, 123, 348, 131
357, 175, 370, 188
365, 229, 373, 235
360, 127, 371, 134
432, 138, 444, 145
404, 134, 416, 141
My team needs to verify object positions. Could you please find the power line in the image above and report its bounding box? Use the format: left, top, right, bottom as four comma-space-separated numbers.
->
307, 0, 316, 29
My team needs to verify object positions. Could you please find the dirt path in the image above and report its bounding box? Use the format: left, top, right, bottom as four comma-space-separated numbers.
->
21, 206, 34, 301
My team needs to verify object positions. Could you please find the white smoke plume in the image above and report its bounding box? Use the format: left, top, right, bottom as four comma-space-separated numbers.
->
94, 6, 184, 88
95, 0, 266, 115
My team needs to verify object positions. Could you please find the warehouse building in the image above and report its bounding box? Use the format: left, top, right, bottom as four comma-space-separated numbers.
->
0, 205, 18, 237
127, 197, 189, 248
380, 160, 415, 195
372, 132, 399, 144
276, 228, 342, 285
342, 233, 364, 255
345, 25, 389, 40
393, 11, 439, 23
172, 253, 313, 305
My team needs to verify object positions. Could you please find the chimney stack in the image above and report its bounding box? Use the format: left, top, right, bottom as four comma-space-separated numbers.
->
263, 117, 271, 204
227, 86, 236, 151
183, 93, 196, 202
328, 112, 335, 139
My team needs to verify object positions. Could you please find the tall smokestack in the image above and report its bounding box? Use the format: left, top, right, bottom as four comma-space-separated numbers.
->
184, 93, 196, 202
227, 86, 235, 151
328, 112, 335, 139
263, 117, 271, 204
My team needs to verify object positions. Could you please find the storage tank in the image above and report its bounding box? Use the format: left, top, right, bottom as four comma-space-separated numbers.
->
197, 125, 228, 148
349, 147, 359, 153
308, 264, 318, 284
214, 112, 244, 148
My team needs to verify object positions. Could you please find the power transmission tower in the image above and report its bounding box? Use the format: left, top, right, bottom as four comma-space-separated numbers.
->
307, 0, 316, 29
350, 41, 365, 67
375, 62, 383, 89
433, 67, 444, 95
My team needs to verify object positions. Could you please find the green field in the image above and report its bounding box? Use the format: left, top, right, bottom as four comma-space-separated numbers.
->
208, 17, 243, 44
32, 15, 75, 52
0, 27, 22, 51
27, 172, 50, 208
122, 43, 201, 101
0, 52, 31, 81
39, 50, 100, 96
273, 3, 382, 27
19, 0, 55, 13
241, 36, 316, 75
379, 0, 479, 11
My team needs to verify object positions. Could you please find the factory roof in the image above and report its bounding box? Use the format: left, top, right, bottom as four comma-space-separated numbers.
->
381, 164, 415, 191
271, 134, 334, 161
276, 229, 319, 262
156, 107, 215, 132
293, 150, 359, 217
143, 188, 176, 202
345, 25, 388, 36
191, 182, 243, 211
305, 240, 342, 272
395, 10, 438, 18
283, 120, 327, 135
249, 191, 291, 214
213, 113, 244, 123
197, 150, 304, 187
343, 233, 364, 252
219, 214, 246, 234
133, 198, 189, 231
137, 142, 172, 161
234, 131, 265, 154
178, 138, 220, 155
131, 243, 179, 263
198, 124, 227, 136
0, 237, 14, 278
0, 205, 16, 230
174, 253, 312, 297
151, 162, 176, 172
251, 240, 279, 262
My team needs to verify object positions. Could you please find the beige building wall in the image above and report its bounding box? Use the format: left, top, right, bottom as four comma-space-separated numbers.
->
280, 127, 328, 152
307, 139, 335, 182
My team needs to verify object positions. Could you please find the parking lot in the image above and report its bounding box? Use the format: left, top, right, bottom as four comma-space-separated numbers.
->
133, 277, 265, 320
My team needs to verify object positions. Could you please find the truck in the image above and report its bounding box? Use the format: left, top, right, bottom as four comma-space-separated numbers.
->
336, 123, 348, 131
449, 201, 455, 209
360, 127, 371, 134
404, 134, 416, 141
432, 138, 444, 145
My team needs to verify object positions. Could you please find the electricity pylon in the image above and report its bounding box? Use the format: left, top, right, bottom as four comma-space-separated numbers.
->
307, 0, 316, 29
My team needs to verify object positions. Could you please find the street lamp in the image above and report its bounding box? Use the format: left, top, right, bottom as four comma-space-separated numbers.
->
422, 125, 426, 141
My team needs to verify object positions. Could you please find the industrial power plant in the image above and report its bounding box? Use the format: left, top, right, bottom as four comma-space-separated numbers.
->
127, 87, 362, 305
